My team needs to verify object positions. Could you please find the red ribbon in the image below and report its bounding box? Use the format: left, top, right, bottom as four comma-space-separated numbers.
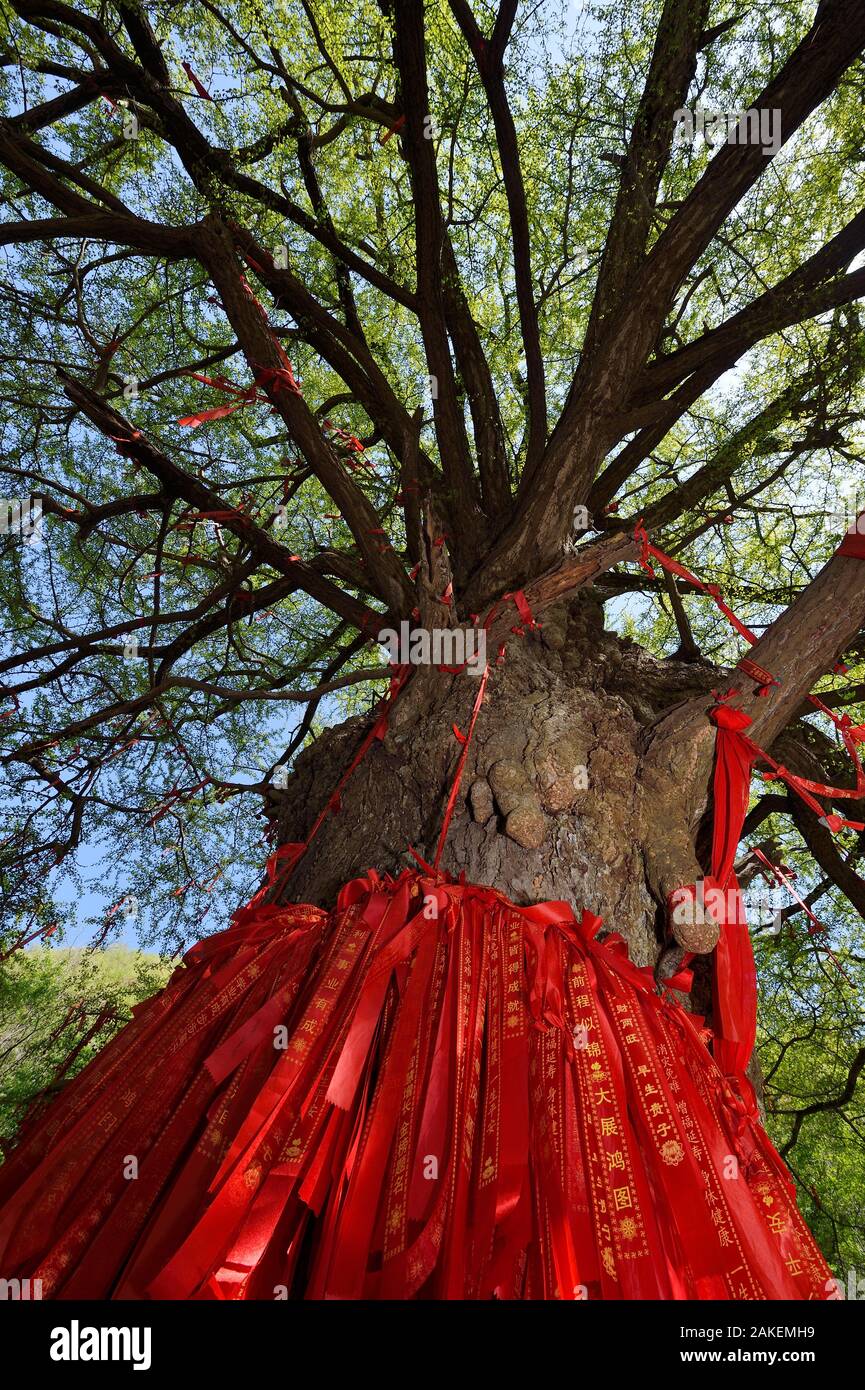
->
636, 521, 865, 815
178, 365, 300, 429
379, 114, 406, 144
182, 61, 212, 101
503, 589, 540, 630
0, 922, 57, 963
433, 664, 490, 872
751, 846, 853, 982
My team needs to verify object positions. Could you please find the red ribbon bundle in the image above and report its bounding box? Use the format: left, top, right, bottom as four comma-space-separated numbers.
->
0, 862, 832, 1300
635, 518, 865, 1104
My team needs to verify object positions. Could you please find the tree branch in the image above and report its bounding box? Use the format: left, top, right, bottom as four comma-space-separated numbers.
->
448, 0, 547, 473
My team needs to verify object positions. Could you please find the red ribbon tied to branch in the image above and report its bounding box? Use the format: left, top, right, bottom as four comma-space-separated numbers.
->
182, 61, 213, 101
178, 365, 301, 429
635, 520, 865, 821
750, 846, 852, 982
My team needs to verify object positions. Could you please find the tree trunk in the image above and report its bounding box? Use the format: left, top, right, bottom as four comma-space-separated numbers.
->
276, 593, 719, 976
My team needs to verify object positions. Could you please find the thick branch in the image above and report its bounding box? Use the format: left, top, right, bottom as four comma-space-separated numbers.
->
478, 0, 865, 591
639, 534, 865, 921
635, 208, 865, 404
393, 0, 485, 569
199, 218, 414, 618
448, 0, 547, 473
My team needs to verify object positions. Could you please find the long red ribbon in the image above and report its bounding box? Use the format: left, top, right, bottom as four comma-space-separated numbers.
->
633, 519, 865, 1104
433, 665, 490, 872
178, 366, 300, 429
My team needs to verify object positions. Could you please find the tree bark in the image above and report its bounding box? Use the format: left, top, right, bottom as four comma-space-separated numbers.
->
275, 594, 719, 972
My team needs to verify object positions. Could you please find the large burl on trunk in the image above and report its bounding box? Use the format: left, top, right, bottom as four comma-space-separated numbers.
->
277, 593, 718, 973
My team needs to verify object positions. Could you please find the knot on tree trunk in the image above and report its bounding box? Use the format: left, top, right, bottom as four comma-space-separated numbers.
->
272, 605, 712, 970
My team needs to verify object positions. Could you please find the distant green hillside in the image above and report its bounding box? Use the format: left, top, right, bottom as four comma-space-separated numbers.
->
0, 944, 171, 1151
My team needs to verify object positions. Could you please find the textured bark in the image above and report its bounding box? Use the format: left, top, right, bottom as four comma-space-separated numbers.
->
276, 594, 719, 973
637, 545, 865, 919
